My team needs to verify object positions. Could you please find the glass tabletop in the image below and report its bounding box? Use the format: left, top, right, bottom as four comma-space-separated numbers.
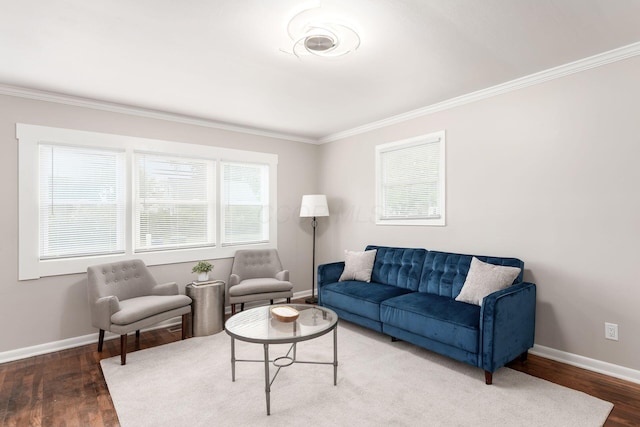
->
224, 304, 338, 344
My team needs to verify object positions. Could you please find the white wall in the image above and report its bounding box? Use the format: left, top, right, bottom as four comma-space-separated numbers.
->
317, 56, 640, 371
0, 94, 319, 353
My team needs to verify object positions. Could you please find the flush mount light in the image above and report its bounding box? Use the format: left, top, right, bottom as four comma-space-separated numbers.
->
286, 7, 360, 58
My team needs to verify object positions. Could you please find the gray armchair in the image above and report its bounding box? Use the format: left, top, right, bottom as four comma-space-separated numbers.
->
228, 249, 293, 314
87, 259, 192, 365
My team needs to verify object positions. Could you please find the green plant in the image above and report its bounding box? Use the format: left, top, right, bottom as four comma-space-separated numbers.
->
192, 260, 213, 274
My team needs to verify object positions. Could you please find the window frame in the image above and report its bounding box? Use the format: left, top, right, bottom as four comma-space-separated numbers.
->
375, 130, 446, 226
17, 123, 278, 280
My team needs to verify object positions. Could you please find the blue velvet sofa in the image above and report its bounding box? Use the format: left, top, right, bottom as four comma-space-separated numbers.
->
317, 245, 536, 384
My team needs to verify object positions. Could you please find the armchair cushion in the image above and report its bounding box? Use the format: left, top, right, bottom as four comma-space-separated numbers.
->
228, 278, 293, 297
111, 295, 192, 325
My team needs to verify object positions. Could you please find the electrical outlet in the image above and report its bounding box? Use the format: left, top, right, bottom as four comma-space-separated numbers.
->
605, 322, 618, 341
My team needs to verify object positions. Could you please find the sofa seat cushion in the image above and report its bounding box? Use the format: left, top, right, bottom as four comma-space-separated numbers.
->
380, 293, 481, 353
229, 278, 293, 297
321, 281, 413, 322
111, 295, 192, 325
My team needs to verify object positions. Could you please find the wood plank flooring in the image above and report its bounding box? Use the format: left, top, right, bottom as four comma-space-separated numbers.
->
2, 312, 639, 426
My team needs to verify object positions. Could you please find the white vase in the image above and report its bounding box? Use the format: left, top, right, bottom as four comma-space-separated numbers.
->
197, 272, 209, 282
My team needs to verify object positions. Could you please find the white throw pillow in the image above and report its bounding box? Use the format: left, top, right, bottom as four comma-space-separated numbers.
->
339, 249, 377, 282
455, 257, 521, 306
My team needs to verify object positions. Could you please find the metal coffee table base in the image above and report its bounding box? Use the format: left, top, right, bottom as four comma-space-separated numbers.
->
230, 327, 338, 415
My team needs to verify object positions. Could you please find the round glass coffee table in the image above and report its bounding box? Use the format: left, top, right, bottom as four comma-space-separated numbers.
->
225, 304, 338, 415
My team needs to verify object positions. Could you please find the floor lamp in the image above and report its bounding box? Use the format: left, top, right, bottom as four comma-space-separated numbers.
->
300, 194, 329, 304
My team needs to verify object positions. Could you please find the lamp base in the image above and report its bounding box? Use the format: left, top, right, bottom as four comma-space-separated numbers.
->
305, 296, 318, 305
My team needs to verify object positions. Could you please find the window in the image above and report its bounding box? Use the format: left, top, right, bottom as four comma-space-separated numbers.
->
17, 124, 277, 280
375, 131, 445, 226
135, 153, 215, 252
39, 144, 126, 259
221, 162, 269, 245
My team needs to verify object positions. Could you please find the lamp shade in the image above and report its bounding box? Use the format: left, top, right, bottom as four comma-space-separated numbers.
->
300, 194, 329, 217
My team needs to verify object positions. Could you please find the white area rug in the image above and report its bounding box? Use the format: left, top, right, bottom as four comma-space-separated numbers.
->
101, 322, 612, 427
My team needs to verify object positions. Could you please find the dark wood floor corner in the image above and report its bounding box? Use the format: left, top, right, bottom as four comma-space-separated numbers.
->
507, 354, 640, 427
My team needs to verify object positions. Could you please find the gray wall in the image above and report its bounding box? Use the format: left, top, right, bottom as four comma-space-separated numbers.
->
317, 56, 640, 370
0, 94, 319, 353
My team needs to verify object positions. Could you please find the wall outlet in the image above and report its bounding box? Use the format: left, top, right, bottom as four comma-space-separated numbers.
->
604, 322, 618, 341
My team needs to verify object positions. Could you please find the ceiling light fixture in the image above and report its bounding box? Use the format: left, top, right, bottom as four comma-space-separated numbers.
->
285, 7, 360, 58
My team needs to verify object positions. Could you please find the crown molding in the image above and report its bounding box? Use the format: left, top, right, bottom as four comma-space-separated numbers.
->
320, 41, 640, 143
3, 41, 639, 145
0, 84, 318, 144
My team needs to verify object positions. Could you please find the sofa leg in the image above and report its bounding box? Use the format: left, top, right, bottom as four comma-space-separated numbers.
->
286, 297, 291, 303
232, 304, 236, 315
181, 313, 189, 340
120, 334, 127, 366
135, 329, 140, 339
484, 371, 493, 385
520, 351, 528, 363
241, 303, 245, 312
270, 299, 274, 305
98, 329, 105, 352
391, 337, 400, 342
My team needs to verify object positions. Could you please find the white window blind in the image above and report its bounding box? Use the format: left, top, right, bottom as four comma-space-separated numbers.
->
221, 162, 269, 245
135, 153, 215, 251
39, 144, 125, 259
376, 131, 445, 226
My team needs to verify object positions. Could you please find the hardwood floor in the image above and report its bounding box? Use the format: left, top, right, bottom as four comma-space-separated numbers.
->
2, 312, 639, 426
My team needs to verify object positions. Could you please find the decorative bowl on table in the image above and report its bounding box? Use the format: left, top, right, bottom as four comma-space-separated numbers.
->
270, 306, 300, 323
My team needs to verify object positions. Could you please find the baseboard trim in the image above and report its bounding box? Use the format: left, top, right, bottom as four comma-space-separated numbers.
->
530, 344, 640, 385
0, 290, 315, 364
0, 319, 181, 364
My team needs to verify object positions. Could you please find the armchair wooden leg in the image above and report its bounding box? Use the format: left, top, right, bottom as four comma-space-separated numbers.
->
98, 329, 105, 352
484, 371, 493, 385
241, 303, 245, 312
270, 299, 274, 305
181, 313, 188, 340
135, 330, 140, 339
232, 304, 236, 315
286, 297, 291, 303
120, 334, 128, 365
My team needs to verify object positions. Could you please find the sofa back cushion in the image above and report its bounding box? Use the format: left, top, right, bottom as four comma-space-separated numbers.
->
365, 245, 427, 291
419, 251, 524, 298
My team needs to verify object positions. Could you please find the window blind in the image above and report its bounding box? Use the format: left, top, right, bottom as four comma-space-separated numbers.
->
380, 139, 441, 220
39, 144, 125, 259
221, 162, 269, 245
135, 153, 214, 251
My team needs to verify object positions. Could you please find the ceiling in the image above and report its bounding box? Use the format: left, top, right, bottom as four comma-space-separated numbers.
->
1, 0, 639, 142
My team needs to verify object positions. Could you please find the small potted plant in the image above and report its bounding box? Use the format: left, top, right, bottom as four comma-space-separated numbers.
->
192, 260, 213, 282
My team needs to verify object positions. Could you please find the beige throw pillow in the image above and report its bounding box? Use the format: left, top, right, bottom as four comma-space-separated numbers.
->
339, 249, 377, 282
455, 257, 521, 306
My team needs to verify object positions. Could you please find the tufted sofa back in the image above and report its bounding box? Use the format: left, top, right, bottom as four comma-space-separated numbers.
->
87, 259, 158, 302
418, 251, 524, 298
366, 245, 427, 291
231, 249, 283, 281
